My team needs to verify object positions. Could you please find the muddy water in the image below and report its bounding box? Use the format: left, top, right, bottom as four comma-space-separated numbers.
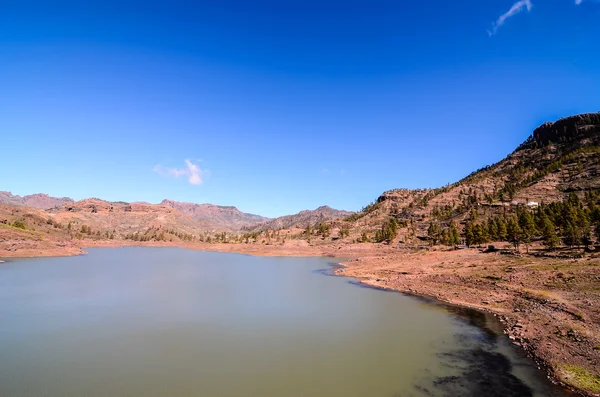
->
0, 247, 568, 397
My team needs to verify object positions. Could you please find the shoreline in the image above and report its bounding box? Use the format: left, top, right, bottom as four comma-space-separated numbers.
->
1, 240, 598, 396
337, 269, 565, 392
335, 250, 600, 396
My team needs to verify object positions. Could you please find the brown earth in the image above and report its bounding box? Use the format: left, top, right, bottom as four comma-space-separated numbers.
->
0, 226, 84, 257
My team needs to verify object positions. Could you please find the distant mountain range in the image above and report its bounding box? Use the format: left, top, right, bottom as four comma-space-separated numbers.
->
159, 199, 270, 230
0, 192, 353, 233
0, 192, 73, 209
249, 205, 354, 231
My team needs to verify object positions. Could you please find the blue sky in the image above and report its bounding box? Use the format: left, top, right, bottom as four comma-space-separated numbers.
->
1, 1, 599, 217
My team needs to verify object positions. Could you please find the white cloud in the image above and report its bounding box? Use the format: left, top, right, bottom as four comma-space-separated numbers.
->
153, 159, 204, 185
488, 0, 533, 36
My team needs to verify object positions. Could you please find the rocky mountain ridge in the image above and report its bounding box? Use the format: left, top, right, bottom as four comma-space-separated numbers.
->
0, 191, 74, 209
160, 199, 269, 229
341, 112, 600, 244
0, 193, 351, 242
249, 205, 354, 231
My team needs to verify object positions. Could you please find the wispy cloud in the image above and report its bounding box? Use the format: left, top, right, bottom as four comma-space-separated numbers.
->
488, 0, 533, 36
153, 159, 205, 185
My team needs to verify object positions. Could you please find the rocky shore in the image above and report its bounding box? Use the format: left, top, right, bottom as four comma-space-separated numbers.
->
335, 247, 600, 396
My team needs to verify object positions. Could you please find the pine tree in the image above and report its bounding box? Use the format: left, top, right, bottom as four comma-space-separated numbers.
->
439, 228, 446, 245
360, 232, 369, 243
387, 218, 398, 243
473, 223, 488, 246
427, 222, 440, 245
449, 222, 460, 246
577, 207, 592, 247
487, 218, 499, 241
541, 216, 560, 249
507, 216, 522, 250
563, 222, 580, 248
518, 208, 537, 252
464, 222, 474, 248
496, 217, 507, 241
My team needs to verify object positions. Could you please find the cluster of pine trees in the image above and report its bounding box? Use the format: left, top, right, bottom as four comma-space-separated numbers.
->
123, 227, 198, 242
374, 219, 398, 243
462, 192, 600, 250
339, 225, 351, 238
427, 221, 460, 246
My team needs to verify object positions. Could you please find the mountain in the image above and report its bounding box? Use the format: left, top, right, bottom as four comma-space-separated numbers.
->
342, 112, 600, 243
159, 199, 269, 230
47, 198, 227, 236
250, 205, 354, 231
0, 191, 74, 209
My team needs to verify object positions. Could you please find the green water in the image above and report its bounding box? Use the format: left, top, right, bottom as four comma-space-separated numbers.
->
0, 247, 568, 396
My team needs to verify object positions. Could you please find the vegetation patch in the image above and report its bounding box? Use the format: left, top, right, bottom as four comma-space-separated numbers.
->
11, 220, 27, 229
343, 202, 379, 222
482, 275, 502, 281
558, 364, 600, 393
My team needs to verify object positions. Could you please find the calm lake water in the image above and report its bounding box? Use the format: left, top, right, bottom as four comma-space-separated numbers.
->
0, 247, 568, 397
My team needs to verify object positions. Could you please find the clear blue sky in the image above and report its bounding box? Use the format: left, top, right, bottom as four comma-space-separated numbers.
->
1, 1, 599, 217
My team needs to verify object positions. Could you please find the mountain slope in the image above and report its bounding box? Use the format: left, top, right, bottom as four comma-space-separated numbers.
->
342, 112, 600, 243
0, 191, 74, 209
250, 205, 354, 231
159, 199, 269, 229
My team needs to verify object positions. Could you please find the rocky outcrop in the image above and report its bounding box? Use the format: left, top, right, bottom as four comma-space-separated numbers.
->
518, 112, 600, 150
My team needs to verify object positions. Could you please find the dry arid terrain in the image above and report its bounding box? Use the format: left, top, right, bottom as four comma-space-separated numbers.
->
2, 113, 600, 395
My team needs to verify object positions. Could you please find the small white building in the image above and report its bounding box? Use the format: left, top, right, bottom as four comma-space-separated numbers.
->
526, 201, 539, 208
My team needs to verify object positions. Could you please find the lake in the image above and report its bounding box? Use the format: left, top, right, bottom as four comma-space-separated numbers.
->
0, 247, 568, 396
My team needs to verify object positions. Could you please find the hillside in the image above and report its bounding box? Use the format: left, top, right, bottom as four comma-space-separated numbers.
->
0, 197, 352, 248
249, 205, 354, 231
0, 191, 74, 209
336, 112, 600, 247
160, 199, 269, 230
